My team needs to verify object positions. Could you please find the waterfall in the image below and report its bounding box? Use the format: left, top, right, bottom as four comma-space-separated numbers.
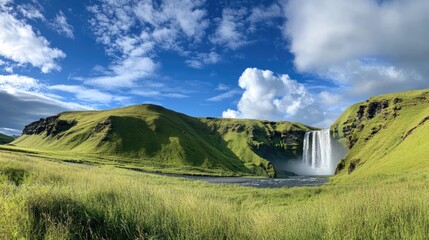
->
302, 129, 334, 174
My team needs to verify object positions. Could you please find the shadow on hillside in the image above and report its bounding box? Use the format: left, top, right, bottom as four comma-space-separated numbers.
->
102, 115, 253, 175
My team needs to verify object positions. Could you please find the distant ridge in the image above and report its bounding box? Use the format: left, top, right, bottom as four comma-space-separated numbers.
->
0, 133, 14, 144
13, 104, 314, 177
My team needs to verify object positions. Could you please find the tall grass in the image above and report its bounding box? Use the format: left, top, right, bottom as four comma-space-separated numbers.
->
1, 150, 429, 239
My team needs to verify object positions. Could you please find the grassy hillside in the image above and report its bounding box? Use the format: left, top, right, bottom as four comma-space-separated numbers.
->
11, 104, 312, 177
0, 133, 14, 144
201, 118, 314, 176
331, 89, 429, 180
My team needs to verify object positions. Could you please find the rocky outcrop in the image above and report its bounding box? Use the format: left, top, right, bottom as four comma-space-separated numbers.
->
348, 159, 360, 174
23, 115, 77, 137
332, 98, 401, 149
95, 119, 112, 133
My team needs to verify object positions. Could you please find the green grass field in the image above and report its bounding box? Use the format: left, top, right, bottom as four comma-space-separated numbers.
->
1, 150, 429, 239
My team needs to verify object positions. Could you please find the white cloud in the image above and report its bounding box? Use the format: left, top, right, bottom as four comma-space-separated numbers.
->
325, 60, 425, 99
222, 68, 314, 121
211, 8, 248, 49
0, 74, 39, 91
134, 0, 208, 41
17, 4, 44, 20
130, 89, 189, 99
50, 11, 74, 39
48, 85, 115, 104
87, 0, 209, 89
186, 51, 220, 69
0, 6, 65, 73
284, 0, 429, 73
319, 91, 342, 106
207, 89, 241, 102
215, 83, 230, 91
0, 127, 21, 136
0, 88, 91, 132
85, 56, 157, 89
0, 74, 92, 132
281, 0, 429, 121
248, 3, 282, 32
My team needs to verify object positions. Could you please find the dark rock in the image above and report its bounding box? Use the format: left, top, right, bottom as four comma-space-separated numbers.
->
393, 97, 402, 104
366, 100, 389, 120
95, 119, 112, 133
335, 159, 346, 174
23, 115, 77, 137
357, 105, 366, 120
348, 159, 361, 174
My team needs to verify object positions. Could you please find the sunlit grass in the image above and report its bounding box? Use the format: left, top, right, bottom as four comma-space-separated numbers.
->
1, 150, 428, 239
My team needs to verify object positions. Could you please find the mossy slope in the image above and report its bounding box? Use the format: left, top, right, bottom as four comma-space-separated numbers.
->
12, 104, 312, 177
331, 89, 429, 179
0, 133, 14, 144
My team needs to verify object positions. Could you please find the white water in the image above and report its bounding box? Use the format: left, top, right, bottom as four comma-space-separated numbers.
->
285, 129, 347, 176
302, 129, 333, 173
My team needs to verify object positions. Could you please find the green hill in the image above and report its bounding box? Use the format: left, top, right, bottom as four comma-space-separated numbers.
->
11, 104, 313, 177
0, 133, 14, 144
331, 89, 429, 180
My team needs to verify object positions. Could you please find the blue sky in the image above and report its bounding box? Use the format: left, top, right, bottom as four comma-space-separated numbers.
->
1, 0, 429, 135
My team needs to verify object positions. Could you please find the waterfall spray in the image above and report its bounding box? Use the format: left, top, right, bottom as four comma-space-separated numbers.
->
302, 129, 334, 174
284, 129, 347, 176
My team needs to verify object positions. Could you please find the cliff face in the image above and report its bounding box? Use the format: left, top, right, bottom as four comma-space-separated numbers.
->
331, 97, 402, 149
23, 115, 77, 138
330, 89, 429, 177
201, 118, 315, 177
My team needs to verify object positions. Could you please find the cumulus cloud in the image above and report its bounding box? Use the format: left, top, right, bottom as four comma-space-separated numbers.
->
50, 10, 74, 39
222, 68, 315, 121
284, 0, 429, 71
0, 4, 65, 73
280, 0, 429, 119
325, 59, 425, 99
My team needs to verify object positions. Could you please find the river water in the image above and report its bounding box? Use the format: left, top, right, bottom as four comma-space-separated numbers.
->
176, 175, 328, 188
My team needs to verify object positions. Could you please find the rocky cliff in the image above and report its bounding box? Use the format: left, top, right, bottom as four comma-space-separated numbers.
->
23, 115, 77, 138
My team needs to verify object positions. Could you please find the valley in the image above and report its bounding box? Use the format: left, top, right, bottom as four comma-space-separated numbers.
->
1, 89, 428, 239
